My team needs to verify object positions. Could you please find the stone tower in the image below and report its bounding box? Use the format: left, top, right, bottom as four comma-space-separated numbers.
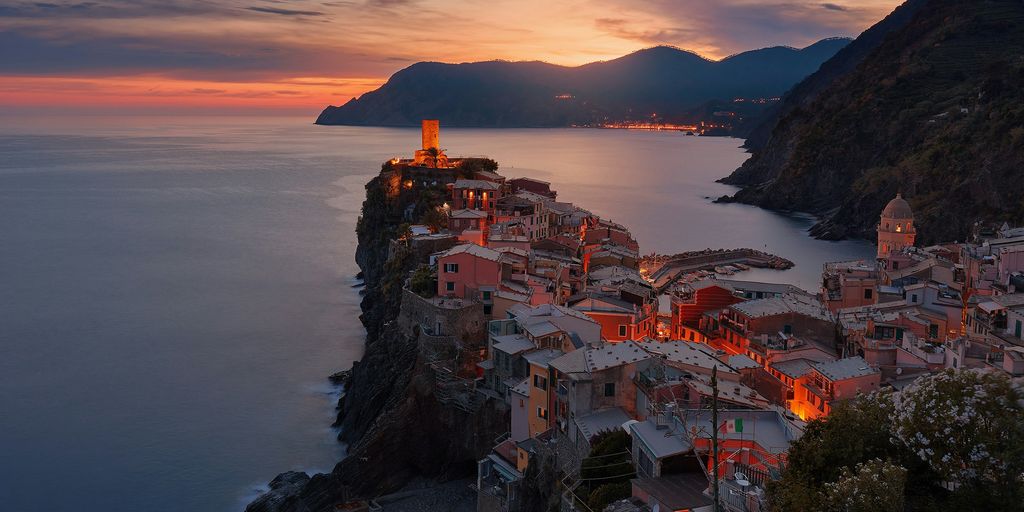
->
877, 193, 916, 260
421, 119, 439, 150
413, 119, 447, 167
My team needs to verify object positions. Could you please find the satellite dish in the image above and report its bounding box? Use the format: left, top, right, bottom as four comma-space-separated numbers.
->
896, 367, 903, 375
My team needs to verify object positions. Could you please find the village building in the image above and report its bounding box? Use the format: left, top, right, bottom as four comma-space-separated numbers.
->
448, 209, 489, 238
436, 243, 512, 312
482, 302, 601, 399
821, 260, 882, 312
670, 279, 805, 341
569, 289, 658, 342
789, 356, 879, 420
711, 294, 837, 367
509, 177, 556, 199
549, 341, 652, 462
452, 179, 503, 212
622, 407, 803, 512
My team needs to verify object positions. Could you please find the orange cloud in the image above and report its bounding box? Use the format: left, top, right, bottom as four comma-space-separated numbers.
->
0, 75, 384, 112
0, 0, 902, 111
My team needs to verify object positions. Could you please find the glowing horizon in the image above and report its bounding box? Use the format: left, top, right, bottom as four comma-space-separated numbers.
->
0, 0, 901, 113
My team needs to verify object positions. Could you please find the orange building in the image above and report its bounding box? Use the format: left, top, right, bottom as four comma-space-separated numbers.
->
569, 290, 657, 341
670, 281, 745, 341
789, 356, 879, 420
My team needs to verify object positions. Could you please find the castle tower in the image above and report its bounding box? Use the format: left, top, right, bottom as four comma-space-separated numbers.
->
413, 119, 448, 167
877, 193, 916, 260
421, 119, 439, 150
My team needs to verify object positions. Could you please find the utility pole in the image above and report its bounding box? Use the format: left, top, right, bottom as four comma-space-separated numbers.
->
711, 365, 720, 512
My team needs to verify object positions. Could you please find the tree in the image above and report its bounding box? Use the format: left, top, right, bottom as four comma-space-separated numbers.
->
457, 157, 499, 178
420, 207, 448, 233
822, 459, 906, 512
892, 369, 1024, 508
578, 430, 634, 512
408, 266, 436, 298
426, 147, 442, 168
767, 390, 937, 511
769, 370, 1024, 512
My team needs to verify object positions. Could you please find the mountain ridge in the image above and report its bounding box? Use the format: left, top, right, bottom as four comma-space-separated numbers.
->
720, 0, 1024, 244
316, 39, 850, 127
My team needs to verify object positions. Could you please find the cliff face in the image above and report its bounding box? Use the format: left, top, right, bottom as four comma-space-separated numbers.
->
721, 0, 1024, 244
247, 171, 506, 512
732, 0, 927, 148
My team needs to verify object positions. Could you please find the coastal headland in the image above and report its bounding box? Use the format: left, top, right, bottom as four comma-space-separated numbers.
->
246, 123, 789, 510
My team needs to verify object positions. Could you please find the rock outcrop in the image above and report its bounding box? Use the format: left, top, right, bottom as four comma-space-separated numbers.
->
719, 0, 1024, 244
246, 170, 507, 511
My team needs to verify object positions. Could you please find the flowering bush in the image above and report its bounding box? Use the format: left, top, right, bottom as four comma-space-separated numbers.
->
823, 459, 906, 512
892, 369, 1024, 487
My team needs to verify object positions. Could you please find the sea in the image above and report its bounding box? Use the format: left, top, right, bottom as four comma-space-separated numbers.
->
0, 115, 874, 512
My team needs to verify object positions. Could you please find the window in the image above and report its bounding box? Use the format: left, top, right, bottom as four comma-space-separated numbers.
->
911, 294, 918, 303
533, 374, 547, 390
929, 324, 939, 338
618, 325, 627, 337
482, 290, 491, 300
443, 263, 459, 273
604, 382, 616, 397
783, 324, 792, 335
445, 281, 455, 292
483, 305, 492, 315
537, 407, 548, 419
864, 289, 873, 300
892, 261, 900, 270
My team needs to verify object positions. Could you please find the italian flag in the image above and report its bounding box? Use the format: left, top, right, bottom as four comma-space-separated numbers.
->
723, 418, 744, 433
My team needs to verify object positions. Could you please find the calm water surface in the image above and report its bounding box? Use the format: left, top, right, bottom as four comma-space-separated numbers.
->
0, 116, 873, 512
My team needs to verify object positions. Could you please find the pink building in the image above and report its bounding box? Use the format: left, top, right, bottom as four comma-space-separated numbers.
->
449, 209, 488, 235
451, 179, 503, 212
437, 244, 508, 302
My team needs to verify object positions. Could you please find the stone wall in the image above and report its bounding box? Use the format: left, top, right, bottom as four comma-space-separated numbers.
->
398, 288, 486, 343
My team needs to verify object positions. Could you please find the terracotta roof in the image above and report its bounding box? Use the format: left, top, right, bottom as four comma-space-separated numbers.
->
453, 179, 501, 190
439, 242, 502, 262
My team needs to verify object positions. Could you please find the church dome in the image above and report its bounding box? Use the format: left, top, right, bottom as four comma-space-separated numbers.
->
881, 193, 913, 219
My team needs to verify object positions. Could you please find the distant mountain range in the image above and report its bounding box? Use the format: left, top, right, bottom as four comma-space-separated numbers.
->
721, 0, 1024, 243
315, 39, 850, 127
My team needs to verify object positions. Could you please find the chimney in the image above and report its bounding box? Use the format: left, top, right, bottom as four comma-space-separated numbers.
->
422, 119, 440, 151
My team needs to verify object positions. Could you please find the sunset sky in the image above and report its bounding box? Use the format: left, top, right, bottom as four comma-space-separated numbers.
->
0, 0, 901, 114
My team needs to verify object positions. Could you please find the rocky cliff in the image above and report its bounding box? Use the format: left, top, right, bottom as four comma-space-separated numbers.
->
721, 0, 1024, 244
246, 168, 506, 512
733, 0, 928, 148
